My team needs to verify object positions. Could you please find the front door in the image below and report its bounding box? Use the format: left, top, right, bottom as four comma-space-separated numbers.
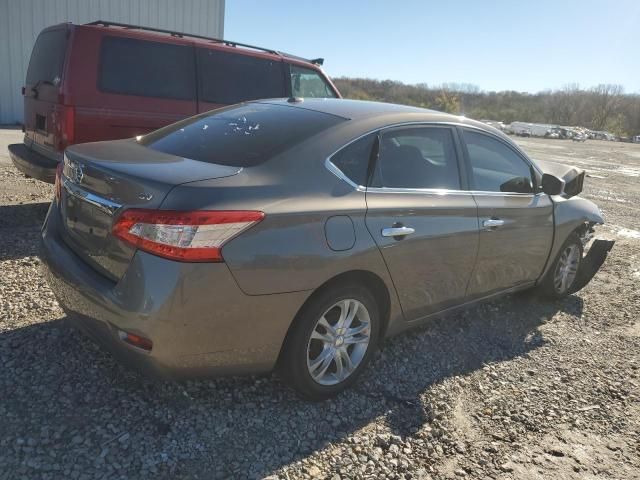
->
365, 125, 479, 321
459, 128, 554, 297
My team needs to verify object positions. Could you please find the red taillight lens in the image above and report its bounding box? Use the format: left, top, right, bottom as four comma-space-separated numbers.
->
112, 209, 265, 262
62, 105, 75, 146
56, 105, 75, 150
54, 162, 64, 203
117, 329, 153, 351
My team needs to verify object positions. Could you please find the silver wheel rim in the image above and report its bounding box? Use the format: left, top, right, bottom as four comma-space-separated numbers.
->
553, 244, 580, 293
306, 299, 371, 386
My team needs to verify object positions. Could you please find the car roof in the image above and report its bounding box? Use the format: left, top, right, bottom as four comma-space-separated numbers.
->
257, 98, 434, 120
256, 98, 507, 138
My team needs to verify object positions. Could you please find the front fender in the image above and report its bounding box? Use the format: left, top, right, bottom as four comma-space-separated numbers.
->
554, 195, 604, 226
539, 196, 605, 281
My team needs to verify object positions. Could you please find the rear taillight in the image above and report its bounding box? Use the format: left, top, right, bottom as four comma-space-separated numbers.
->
62, 105, 75, 147
56, 105, 75, 150
112, 210, 265, 262
54, 162, 64, 203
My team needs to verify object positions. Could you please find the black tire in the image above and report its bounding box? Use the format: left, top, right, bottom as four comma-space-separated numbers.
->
279, 284, 380, 400
537, 233, 584, 299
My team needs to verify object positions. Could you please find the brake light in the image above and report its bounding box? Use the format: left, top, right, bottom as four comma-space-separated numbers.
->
61, 105, 75, 147
112, 210, 265, 262
55, 162, 64, 203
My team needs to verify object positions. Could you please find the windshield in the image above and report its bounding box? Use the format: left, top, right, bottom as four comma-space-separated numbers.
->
290, 65, 337, 98
140, 103, 345, 167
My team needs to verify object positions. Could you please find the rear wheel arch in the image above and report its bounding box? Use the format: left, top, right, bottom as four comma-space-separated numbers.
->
277, 270, 391, 363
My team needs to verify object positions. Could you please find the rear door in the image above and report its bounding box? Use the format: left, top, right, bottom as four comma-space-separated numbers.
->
364, 125, 479, 321
23, 26, 69, 156
196, 48, 286, 112
459, 128, 554, 297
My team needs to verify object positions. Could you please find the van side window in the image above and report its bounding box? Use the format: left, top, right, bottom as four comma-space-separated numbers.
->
290, 65, 337, 98
197, 49, 285, 104
99, 36, 195, 100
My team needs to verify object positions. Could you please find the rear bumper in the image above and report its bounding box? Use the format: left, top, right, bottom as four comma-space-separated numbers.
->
40, 202, 311, 379
8, 143, 60, 183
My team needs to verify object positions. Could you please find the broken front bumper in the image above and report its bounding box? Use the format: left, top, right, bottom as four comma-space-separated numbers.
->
572, 237, 615, 293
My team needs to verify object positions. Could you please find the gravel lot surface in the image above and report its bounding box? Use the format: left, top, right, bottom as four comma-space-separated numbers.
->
1, 130, 638, 480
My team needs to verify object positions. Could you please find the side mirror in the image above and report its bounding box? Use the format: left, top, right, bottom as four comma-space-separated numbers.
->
541, 173, 564, 195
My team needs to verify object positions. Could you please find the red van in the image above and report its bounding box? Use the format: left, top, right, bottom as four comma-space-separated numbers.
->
9, 20, 340, 183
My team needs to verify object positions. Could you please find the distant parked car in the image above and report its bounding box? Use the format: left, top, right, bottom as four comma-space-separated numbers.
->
633, 135, 640, 144
572, 134, 587, 142
9, 20, 340, 183
41, 99, 613, 399
545, 130, 560, 139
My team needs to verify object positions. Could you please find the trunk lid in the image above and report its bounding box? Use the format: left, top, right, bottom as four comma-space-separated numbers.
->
59, 139, 241, 280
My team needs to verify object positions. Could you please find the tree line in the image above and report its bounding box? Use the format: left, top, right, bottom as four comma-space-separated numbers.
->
332, 78, 640, 137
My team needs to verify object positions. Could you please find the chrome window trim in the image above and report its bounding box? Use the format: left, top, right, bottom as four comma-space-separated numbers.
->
365, 186, 543, 197
324, 157, 366, 192
324, 120, 543, 195
62, 178, 122, 216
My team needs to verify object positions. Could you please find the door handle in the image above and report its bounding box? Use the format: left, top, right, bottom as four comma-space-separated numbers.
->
483, 218, 505, 229
382, 226, 415, 238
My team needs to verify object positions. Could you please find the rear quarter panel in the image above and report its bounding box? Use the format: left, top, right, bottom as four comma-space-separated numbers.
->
159, 127, 405, 333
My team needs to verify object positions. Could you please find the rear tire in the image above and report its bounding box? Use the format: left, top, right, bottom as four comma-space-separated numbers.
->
538, 233, 583, 299
279, 284, 380, 400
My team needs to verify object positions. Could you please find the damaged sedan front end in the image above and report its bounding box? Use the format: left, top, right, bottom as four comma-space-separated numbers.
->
535, 160, 615, 293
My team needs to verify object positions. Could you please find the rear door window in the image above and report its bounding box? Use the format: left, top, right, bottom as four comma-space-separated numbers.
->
99, 36, 195, 100
289, 65, 337, 98
197, 48, 285, 104
26, 29, 68, 86
140, 103, 345, 167
372, 127, 461, 190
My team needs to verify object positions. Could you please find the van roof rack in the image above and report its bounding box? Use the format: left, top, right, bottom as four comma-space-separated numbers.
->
85, 20, 324, 65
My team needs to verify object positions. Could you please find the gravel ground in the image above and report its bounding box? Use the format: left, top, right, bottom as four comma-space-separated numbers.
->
0, 130, 638, 480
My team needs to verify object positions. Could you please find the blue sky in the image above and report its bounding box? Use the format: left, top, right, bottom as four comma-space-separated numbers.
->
225, 0, 640, 93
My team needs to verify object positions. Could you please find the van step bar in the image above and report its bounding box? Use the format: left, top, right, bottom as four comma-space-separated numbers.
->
85, 20, 324, 65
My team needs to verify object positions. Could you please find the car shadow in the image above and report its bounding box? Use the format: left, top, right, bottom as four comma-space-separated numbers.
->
0, 202, 49, 260
0, 290, 583, 479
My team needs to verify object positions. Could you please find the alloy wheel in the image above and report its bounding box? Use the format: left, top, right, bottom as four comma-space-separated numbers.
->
553, 244, 580, 294
306, 299, 371, 386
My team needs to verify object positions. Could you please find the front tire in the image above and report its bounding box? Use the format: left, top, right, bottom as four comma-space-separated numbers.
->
538, 234, 583, 299
279, 285, 380, 400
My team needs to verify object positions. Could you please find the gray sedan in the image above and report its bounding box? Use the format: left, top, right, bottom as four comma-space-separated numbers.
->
40, 99, 613, 399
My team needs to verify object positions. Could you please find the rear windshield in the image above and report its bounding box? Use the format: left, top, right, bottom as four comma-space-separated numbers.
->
140, 103, 345, 167
99, 36, 195, 100
26, 29, 68, 86
197, 48, 285, 104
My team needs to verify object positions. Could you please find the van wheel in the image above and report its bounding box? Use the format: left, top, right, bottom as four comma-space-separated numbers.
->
279, 285, 380, 400
538, 234, 583, 299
